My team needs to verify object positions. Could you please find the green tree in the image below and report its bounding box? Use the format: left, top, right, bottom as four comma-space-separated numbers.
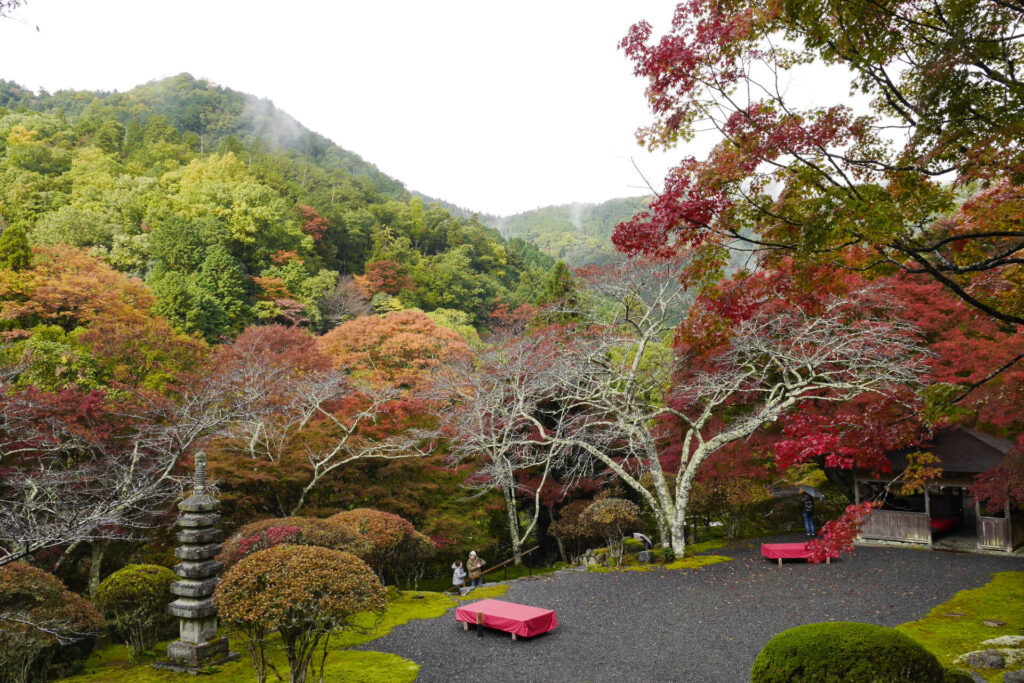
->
149, 270, 227, 342
0, 223, 31, 270
197, 244, 249, 332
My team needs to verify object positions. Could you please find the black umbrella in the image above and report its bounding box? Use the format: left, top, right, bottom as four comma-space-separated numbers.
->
799, 484, 825, 499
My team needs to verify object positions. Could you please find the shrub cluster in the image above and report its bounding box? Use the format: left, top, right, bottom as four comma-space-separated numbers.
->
214, 544, 385, 683
218, 516, 368, 568
0, 563, 103, 683
93, 564, 176, 658
327, 508, 435, 586
580, 498, 643, 559
750, 621, 969, 683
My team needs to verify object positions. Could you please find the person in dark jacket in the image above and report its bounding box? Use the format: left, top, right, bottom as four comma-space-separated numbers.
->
801, 492, 816, 537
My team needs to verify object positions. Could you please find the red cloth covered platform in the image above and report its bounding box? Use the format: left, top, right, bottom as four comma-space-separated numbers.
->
761, 542, 838, 566
455, 599, 557, 640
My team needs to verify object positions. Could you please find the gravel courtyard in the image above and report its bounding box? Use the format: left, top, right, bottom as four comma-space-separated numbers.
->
360, 536, 1024, 682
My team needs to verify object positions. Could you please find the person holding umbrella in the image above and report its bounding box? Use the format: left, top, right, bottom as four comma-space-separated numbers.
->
801, 492, 816, 537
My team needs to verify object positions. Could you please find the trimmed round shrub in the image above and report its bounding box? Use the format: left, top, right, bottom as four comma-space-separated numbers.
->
214, 544, 385, 683
327, 508, 435, 585
93, 564, 176, 658
218, 516, 369, 568
0, 563, 103, 683
751, 621, 947, 682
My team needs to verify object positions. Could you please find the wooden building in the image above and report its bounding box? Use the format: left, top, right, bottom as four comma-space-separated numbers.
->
854, 428, 1023, 553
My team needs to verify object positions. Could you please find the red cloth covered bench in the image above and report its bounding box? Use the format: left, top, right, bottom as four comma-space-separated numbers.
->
761, 542, 838, 566
930, 517, 960, 533
455, 598, 557, 640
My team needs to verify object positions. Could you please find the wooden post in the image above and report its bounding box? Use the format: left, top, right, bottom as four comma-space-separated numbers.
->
476, 612, 483, 638
463, 622, 468, 631
924, 486, 933, 546
778, 558, 782, 568
1007, 501, 1013, 553
976, 498, 982, 552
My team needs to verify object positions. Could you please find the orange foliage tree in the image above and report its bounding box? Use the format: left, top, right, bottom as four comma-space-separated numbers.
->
207, 325, 428, 520
353, 260, 414, 298
0, 245, 206, 390
317, 310, 470, 391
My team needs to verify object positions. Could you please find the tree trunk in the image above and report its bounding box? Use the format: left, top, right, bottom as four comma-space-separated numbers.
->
503, 487, 523, 566
88, 541, 105, 598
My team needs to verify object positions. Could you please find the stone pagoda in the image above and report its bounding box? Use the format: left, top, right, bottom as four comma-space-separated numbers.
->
162, 453, 237, 670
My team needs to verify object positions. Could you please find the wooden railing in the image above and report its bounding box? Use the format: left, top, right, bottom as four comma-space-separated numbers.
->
858, 509, 931, 544
481, 545, 540, 581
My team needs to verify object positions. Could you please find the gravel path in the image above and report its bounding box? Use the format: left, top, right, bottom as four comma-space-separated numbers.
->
359, 535, 1024, 682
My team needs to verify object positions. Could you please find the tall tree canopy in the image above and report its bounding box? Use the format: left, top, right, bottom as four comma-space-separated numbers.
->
614, 0, 1024, 331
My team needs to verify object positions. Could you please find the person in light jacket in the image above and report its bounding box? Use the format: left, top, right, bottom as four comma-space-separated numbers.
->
451, 559, 467, 594
467, 551, 485, 588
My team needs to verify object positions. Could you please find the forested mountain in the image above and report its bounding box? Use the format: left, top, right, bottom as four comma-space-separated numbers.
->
483, 196, 651, 266
0, 73, 405, 197
0, 73, 557, 344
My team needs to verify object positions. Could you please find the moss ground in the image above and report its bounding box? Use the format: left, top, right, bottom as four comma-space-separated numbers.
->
897, 571, 1024, 683
64, 590, 461, 682
664, 555, 732, 570
588, 538, 733, 573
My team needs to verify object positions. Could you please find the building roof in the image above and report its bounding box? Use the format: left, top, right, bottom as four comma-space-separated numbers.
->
886, 427, 1015, 475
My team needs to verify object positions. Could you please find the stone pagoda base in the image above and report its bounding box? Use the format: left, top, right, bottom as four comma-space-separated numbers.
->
155, 453, 239, 673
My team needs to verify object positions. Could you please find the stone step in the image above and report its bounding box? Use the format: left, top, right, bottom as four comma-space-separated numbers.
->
171, 577, 220, 598
176, 527, 223, 544
169, 597, 218, 620
174, 559, 223, 579
175, 543, 222, 561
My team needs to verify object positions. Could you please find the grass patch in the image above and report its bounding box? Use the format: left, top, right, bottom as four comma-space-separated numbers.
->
687, 539, 728, 554
457, 584, 508, 601
665, 555, 733, 570
64, 590, 456, 682
589, 564, 657, 573
897, 571, 1024, 683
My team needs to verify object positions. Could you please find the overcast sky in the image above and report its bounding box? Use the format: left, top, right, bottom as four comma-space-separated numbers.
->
1, 1, 856, 216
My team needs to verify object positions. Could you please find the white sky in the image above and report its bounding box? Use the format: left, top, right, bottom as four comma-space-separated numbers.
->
0, 1, 859, 216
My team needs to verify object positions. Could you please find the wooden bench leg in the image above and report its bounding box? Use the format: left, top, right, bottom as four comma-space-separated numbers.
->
463, 622, 468, 631
476, 612, 483, 638
512, 633, 517, 641
778, 558, 782, 567
826, 557, 831, 565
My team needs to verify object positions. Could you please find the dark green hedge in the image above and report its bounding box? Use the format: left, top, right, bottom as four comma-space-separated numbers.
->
750, 621, 953, 683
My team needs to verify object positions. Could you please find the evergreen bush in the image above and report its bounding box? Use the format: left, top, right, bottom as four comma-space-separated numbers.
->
93, 564, 176, 658
751, 621, 949, 682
